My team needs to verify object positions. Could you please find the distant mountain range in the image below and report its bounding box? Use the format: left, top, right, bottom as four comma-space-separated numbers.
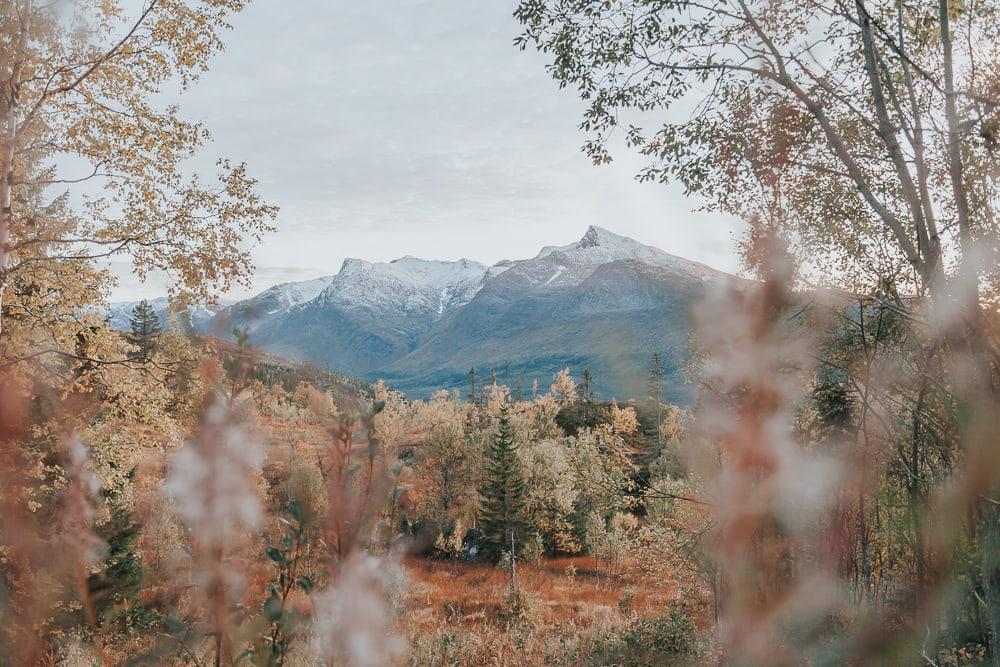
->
107, 226, 736, 401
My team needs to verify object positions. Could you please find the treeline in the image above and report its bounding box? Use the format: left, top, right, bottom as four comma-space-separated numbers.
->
378, 359, 685, 564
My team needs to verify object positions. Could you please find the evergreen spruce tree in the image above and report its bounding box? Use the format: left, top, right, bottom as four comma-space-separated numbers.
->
648, 352, 664, 446
127, 299, 162, 362
812, 368, 855, 437
478, 403, 533, 561
514, 374, 525, 403
580, 368, 596, 423
581, 368, 593, 400
647, 352, 663, 404
88, 480, 160, 630
468, 366, 478, 405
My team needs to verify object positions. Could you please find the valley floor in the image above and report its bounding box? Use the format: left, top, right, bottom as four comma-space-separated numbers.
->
401, 555, 687, 665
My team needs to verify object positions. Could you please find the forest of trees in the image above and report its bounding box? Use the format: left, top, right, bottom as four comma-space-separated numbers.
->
0, 0, 998, 665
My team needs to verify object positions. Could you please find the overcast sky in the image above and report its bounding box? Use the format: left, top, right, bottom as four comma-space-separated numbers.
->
110, 0, 744, 301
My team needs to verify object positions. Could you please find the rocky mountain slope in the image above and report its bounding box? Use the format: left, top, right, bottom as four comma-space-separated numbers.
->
381, 227, 726, 399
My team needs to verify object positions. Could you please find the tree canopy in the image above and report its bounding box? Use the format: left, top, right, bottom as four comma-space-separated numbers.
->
0, 0, 276, 372
515, 0, 1000, 294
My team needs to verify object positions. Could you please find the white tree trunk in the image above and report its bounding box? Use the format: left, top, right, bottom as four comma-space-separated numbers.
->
0, 0, 31, 339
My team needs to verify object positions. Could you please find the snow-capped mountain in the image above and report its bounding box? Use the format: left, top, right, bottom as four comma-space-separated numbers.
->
109, 227, 735, 399
382, 226, 730, 398
533, 224, 722, 285
316, 256, 492, 316
476, 224, 725, 299
212, 275, 335, 336
239, 256, 499, 375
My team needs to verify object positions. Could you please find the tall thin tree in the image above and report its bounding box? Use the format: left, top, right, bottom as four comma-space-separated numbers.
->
648, 353, 664, 447
467, 366, 478, 406
127, 300, 161, 363
478, 403, 533, 561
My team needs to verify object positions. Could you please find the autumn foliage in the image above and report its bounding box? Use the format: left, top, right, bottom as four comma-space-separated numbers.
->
2, 0, 1000, 665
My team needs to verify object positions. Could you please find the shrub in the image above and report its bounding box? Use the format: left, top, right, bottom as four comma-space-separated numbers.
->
498, 586, 542, 629
432, 520, 466, 559
589, 609, 698, 666
617, 586, 638, 618
522, 533, 545, 564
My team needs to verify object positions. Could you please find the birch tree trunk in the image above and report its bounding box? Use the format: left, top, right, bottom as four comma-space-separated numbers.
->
0, 0, 30, 338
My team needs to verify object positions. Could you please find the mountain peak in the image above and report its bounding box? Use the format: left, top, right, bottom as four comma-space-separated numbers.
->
536, 225, 649, 263
340, 258, 373, 273
578, 225, 625, 248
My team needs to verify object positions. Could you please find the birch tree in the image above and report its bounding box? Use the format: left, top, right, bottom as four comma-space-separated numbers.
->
515, 0, 999, 296
516, 0, 1000, 658
0, 0, 276, 349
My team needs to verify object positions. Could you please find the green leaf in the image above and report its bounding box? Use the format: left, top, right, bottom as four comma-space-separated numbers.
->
297, 575, 314, 593
265, 547, 285, 563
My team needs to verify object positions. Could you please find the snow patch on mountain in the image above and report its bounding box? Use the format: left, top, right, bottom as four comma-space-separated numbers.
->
537, 226, 722, 279
543, 266, 565, 286
317, 256, 490, 316
499, 225, 725, 296
256, 275, 335, 311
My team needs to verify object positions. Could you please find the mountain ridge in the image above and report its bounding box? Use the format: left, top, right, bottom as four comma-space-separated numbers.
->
108, 226, 736, 400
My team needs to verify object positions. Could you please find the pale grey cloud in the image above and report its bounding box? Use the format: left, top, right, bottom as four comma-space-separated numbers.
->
111, 0, 744, 300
